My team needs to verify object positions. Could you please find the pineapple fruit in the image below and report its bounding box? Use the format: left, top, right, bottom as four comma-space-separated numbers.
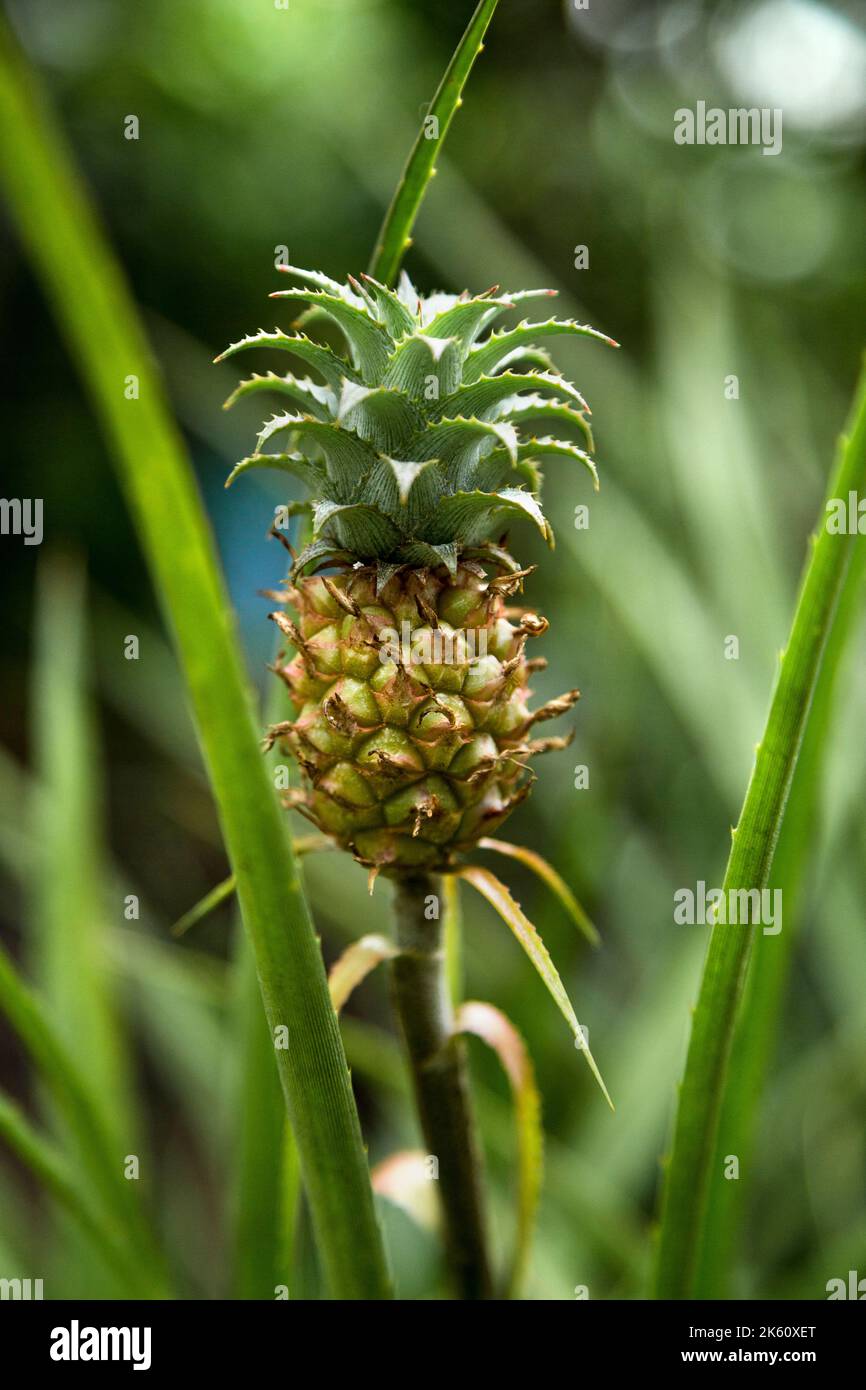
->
218, 266, 614, 873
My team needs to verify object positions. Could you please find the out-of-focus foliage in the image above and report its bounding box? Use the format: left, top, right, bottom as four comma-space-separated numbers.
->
1, 0, 865, 1299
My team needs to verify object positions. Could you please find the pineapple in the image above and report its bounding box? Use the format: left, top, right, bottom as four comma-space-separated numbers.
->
218, 266, 615, 873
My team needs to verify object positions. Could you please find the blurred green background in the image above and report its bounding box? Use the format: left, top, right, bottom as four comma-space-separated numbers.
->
1, 0, 865, 1299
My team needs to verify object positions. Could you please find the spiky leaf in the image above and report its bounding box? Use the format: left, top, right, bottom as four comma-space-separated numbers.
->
215, 329, 360, 390
336, 381, 423, 453
221, 269, 613, 560
225, 451, 327, 492
256, 414, 377, 500
464, 317, 618, 383
270, 288, 391, 383
223, 371, 334, 419
313, 500, 401, 557
458, 866, 612, 1107
384, 333, 462, 399
422, 487, 550, 546
433, 370, 590, 422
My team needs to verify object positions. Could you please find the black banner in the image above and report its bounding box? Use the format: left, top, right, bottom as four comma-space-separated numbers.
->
0, 1298, 860, 1374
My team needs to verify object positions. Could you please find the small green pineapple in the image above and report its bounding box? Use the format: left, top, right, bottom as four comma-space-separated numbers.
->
218, 266, 615, 872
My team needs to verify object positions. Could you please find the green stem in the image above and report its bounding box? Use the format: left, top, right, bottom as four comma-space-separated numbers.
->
391, 874, 493, 1299
368, 0, 499, 286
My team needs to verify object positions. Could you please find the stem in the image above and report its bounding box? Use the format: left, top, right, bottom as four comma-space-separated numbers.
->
391, 874, 494, 1299
367, 0, 500, 285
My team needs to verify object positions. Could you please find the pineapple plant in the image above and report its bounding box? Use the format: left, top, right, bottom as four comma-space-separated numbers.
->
217, 265, 617, 876
217, 266, 617, 1298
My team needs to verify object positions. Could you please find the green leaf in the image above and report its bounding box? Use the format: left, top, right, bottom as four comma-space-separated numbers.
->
231, 648, 307, 1303
404, 457, 451, 528
31, 556, 137, 1151
653, 359, 866, 1299
255, 414, 377, 499
0, 944, 170, 1293
314, 499, 402, 556
215, 329, 360, 389
397, 539, 459, 574
457, 867, 613, 1108
499, 393, 595, 451
0, 1090, 150, 1296
292, 536, 355, 575
336, 380, 423, 453
230, 927, 289, 1301
423, 487, 550, 546
223, 371, 334, 419
409, 416, 518, 464
274, 263, 359, 301
375, 560, 406, 593
384, 332, 462, 399
0, 24, 392, 1300
460, 541, 525, 573
366, 455, 441, 515
488, 345, 555, 376
474, 287, 558, 337
454, 1001, 543, 1298
171, 839, 332, 939
516, 436, 599, 490
172, 874, 238, 936
478, 838, 600, 947
368, 0, 501, 285
469, 451, 521, 493
225, 450, 327, 492
464, 317, 618, 383
423, 293, 516, 350
270, 287, 391, 382
360, 272, 417, 339
435, 370, 590, 422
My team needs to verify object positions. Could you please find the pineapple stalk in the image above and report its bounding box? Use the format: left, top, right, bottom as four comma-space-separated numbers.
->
390, 873, 493, 1299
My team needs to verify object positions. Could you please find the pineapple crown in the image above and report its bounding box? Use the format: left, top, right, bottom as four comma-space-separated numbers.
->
217, 266, 617, 587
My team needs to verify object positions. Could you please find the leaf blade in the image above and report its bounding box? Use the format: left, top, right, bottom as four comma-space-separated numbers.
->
0, 25, 392, 1301
455, 1000, 543, 1298
478, 838, 600, 946
653, 359, 866, 1298
457, 866, 613, 1107
367, 0, 501, 286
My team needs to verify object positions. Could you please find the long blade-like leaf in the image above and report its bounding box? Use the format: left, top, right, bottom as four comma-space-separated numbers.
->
0, 1091, 146, 1296
31, 556, 136, 1151
653, 360, 866, 1298
368, 0, 500, 285
231, 660, 301, 1302
457, 866, 612, 1108
0, 944, 169, 1294
0, 22, 391, 1301
478, 837, 600, 946
455, 1001, 542, 1298
171, 835, 333, 937
230, 927, 290, 1300
693, 372, 866, 1298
